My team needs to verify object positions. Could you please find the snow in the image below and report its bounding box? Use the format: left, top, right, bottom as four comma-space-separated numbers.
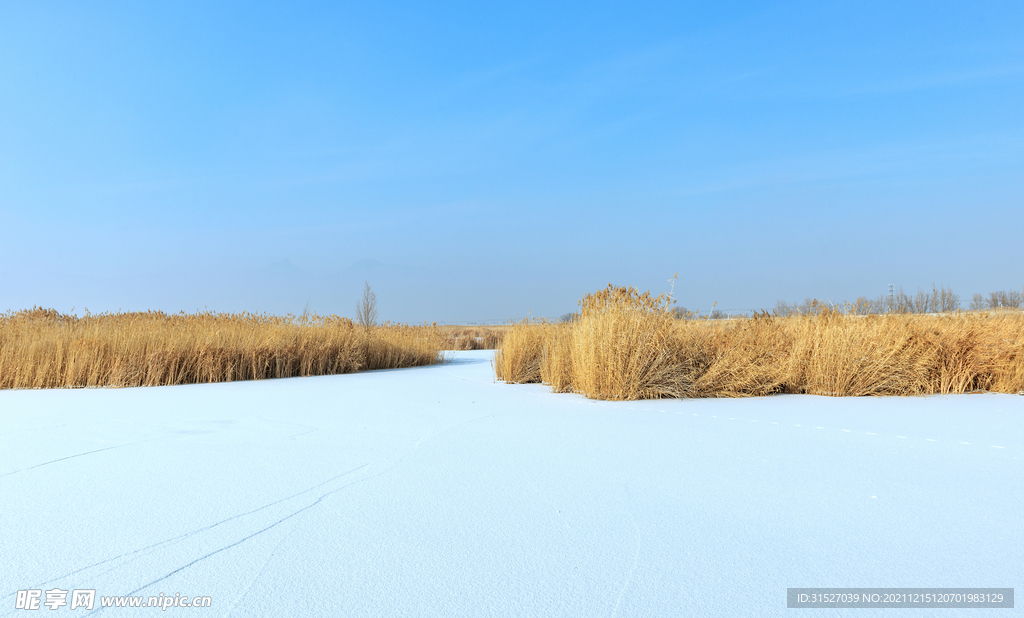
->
1, 350, 1021, 616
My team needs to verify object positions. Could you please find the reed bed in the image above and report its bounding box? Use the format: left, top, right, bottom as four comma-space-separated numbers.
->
0, 307, 447, 389
495, 286, 1024, 400
441, 326, 506, 350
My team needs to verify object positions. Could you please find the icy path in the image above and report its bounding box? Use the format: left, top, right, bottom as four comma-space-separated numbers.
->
1, 350, 1021, 617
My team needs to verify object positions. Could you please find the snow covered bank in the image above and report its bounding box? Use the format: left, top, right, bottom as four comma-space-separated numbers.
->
1, 350, 1021, 616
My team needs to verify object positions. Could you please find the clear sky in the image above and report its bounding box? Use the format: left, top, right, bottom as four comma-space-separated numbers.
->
2, 1, 1022, 323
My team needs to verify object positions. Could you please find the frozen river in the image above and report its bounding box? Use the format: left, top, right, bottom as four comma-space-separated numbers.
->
2, 350, 1021, 616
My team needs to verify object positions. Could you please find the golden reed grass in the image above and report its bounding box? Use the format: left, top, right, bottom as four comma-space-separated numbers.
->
0, 307, 447, 389
441, 326, 505, 350
495, 285, 1024, 400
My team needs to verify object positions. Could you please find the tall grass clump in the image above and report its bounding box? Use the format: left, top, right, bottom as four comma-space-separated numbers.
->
684, 316, 790, 397
494, 286, 1024, 400
567, 286, 686, 400
784, 310, 935, 396
492, 320, 554, 384
0, 307, 446, 389
539, 324, 574, 393
783, 310, 1024, 396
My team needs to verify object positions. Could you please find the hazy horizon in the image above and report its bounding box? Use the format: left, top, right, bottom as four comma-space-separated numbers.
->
3, 255, 1019, 324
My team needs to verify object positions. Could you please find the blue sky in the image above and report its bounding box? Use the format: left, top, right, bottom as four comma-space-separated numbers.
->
1, 1, 1022, 322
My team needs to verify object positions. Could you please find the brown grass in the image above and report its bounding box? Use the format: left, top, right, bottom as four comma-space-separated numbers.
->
440, 325, 506, 350
0, 307, 447, 389
496, 285, 1024, 400
492, 321, 552, 383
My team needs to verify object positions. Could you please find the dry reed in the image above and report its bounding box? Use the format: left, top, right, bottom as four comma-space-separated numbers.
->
442, 326, 505, 350
492, 321, 554, 384
0, 307, 446, 389
496, 285, 1024, 400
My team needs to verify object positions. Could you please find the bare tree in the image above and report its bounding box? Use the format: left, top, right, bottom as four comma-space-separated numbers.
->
969, 293, 986, 311
912, 288, 931, 314
989, 291, 1010, 309
773, 300, 796, 317
866, 294, 888, 315
1007, 290, 1023, 309
356, 280, 378, 327
848, 297, 871, 315
893, 287, 913, 314
798, 298, 820, 316
937, 285, 960, 312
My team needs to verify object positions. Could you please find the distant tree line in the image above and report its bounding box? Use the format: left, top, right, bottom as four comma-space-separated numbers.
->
971, 290, 1024, 311
557, 284, 1023, 321
772, 284, 1023, 317
671, 306, 731, 320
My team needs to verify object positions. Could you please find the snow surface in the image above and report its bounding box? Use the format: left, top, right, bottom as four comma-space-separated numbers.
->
1, 350, 1021, 617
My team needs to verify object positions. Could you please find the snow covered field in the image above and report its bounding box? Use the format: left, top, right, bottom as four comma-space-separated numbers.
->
2, 350, 1021, 617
